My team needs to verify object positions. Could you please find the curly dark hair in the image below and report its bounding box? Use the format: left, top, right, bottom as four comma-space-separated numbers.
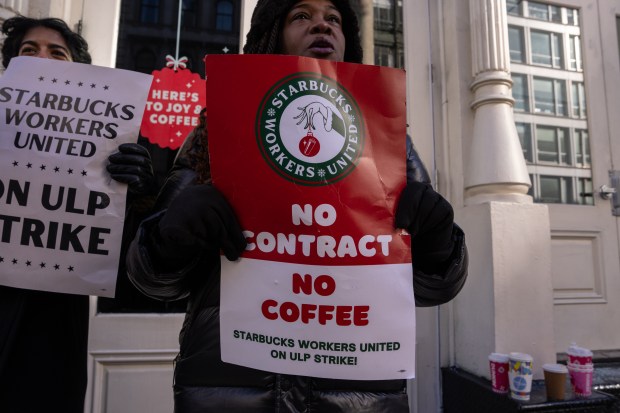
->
187, 108, 211, 184
1, 16, 91, 68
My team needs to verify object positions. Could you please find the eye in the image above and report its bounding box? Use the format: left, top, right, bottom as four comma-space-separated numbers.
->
327, 15, 341, 24
51, 49, 71, 60
18, 46, 37, 56
292, 12, 310, 21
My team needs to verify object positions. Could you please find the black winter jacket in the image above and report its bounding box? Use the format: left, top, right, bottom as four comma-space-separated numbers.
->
127, 133, 468, 412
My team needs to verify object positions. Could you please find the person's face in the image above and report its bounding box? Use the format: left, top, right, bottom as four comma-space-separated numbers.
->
280, 0, 345, 62
18, 26, 73, 62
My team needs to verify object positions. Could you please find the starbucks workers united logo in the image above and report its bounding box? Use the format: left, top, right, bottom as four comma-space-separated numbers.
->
256, 73, 365, 186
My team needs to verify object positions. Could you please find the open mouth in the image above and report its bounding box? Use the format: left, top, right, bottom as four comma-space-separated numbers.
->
309, 38, 335, 54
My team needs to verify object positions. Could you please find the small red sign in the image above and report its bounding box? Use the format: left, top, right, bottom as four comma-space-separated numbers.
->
140, 67, 206, 149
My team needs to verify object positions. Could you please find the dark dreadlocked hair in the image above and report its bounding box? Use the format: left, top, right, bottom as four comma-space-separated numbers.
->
187, 108, 211, 184
190, 0, 363, 183
243, 0, 363, 64
1, 16, 91, 69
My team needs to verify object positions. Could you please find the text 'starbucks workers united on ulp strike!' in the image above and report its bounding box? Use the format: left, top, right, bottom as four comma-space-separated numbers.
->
206, 54, 417, 381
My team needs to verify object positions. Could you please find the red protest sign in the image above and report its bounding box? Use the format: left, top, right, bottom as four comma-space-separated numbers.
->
206, 55, 416, 380
207, 54, 410, 266
140, 67, 205, 149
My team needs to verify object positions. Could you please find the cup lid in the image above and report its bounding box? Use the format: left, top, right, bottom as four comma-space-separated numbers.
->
543, 363, 568, 373
489, 353, 509, 362
567, 344, 593, 357
509, 352, 533, 362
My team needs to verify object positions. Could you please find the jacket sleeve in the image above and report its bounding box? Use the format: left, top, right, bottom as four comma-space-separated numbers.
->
126, 211, 200, 301
406, 136, 431, 184
413, 224, 468, 307
152, 131, 198, 212
406, 136, 469, 307
125, 133, 200, 301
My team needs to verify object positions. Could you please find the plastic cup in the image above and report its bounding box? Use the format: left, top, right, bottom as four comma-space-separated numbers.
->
508, 353, 534, 401
543, 363, 568, 400
568, 363, 594, 398
567, 344, 593, 366
489, 353, 510, 394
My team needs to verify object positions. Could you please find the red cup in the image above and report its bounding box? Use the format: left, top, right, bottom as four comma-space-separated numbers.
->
568, 364, 594, 398
489, 353, 510, 394
567, 344, 593, 366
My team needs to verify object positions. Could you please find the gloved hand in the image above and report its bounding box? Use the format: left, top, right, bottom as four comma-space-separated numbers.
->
107, 143, 155, 195
155, 185, 247, 263
395, 182, 455, 272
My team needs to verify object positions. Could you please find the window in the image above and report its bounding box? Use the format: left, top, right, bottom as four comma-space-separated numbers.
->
140, 0, 159, 24
516, 122, 533, 163
536, 126, 570, 165
617, 16, 620, 65
512, 74, 530, 112
528, 2, 550, 20
539, 175, 573, 203
216, 0, 234, 32
516, 123, 590, 168
528, 1, 561, 23
571, 82, 587, 118
550, 5, 562, 23
530, 30, 563, 68
575, 129, 590, 167
374, 0, 394, 30
372, 0, 403, 68
375, 45, 394, 67
182, 0, 197, 28
567, 9, 579, 26
134, 49, 157, 74
578, 178, 594, 205
568, 35, 582, 71
508, 1, 579, 25
397, 48, 405, 70
506, 0, 521, 16
509, 26, 525, 63
534, 77, 567, 116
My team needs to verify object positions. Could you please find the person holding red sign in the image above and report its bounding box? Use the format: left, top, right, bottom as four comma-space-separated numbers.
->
0, 16, 155, 413
127, 0, 468, 412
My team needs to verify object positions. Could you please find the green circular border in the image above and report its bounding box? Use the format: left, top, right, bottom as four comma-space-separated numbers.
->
255, 72, 365, 186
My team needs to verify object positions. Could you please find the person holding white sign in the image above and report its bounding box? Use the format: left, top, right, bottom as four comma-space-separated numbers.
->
0, 16, 155, 413
127, 1, 468, 412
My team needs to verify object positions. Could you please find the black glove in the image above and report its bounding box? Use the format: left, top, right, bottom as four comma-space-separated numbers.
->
395, 182, 455, 272
107, 143, 155, 195
155, 185, 247, 263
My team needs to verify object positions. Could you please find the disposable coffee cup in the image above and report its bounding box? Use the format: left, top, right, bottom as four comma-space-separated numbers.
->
568, 363, 594, 398
508, 353, 534, 401
567, 344, 593, 366
543, 363, 568, 400
489, 353, 510, 394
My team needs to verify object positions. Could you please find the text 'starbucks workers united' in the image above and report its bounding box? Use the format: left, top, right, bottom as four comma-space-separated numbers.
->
256, 73, 365, 186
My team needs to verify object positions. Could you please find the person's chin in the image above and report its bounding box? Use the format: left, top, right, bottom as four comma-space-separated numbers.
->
307, 51, 340, 62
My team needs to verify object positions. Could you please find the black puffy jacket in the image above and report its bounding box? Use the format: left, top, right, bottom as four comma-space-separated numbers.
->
127, 134, 467, 413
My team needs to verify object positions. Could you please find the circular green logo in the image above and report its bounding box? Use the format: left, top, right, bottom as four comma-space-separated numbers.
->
256, 72, 365, 186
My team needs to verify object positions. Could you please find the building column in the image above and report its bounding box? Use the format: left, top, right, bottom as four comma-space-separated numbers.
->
466, 0, 530, 204
240, 0, 258, 51
354, 0, 375, 66
454, 0, 556, 379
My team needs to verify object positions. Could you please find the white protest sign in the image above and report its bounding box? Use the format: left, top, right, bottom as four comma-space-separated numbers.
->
221, 259, 416, 380
0, 57, 152, 297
